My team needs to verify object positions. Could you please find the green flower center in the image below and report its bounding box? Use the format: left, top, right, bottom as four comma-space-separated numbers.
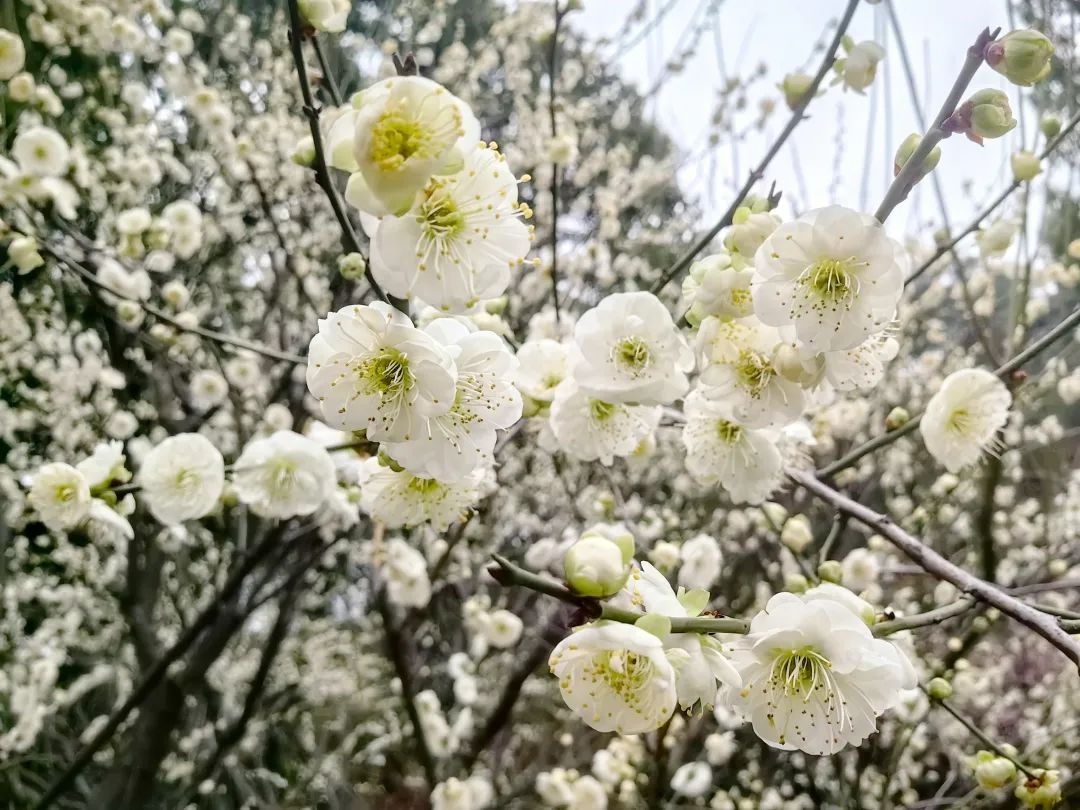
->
613, 337, 651, 373
947, 407, 972, 434
799, 258, 862, 305
735, 350, 775, 397
590, 399, 617, 422
769, 646, 833, 697
369, 113, 432, 171
715, 419, 742, 444
598, 650, 653, 697
408, 477, 443, 495
420, 185, 466, 239
174, 469, 200, 491
54, 484, 76, 503
357, 349, 412, 398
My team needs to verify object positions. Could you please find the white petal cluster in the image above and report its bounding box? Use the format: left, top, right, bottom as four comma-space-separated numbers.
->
28, 462, 91, 531
723, 591, 915, 755
233, 431, 336, 518
920, 368, 1012, 472
137, 433, 225, 525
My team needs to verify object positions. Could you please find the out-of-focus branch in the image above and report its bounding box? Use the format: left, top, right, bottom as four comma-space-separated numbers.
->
547, 1, 565, 323
650, 0, 862, 295
873, 598, 977, 636
787, 468, 1080, 671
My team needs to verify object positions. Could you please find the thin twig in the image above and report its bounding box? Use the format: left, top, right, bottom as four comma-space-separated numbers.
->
787, 468, 1080, 671
649, 0, 862, 295
547, 1, 564, 323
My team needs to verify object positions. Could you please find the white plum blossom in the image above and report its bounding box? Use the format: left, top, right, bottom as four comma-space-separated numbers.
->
356, 456, 483, 530
0, 30, 25, 80
28, 462, 91, 531
232, 431, 337, 519
306, 302, 457, 441
670, 762, 713, 797
821, 332, 899, 392
752, 206, 905, 352
681, 388, 783, 504
298, 0, 350, 32
548, 622, 678, 735
549, 379, 661, 465
347, 76, 481, 217
724, 592, 915, 755
75, 441, 127, 490
137, 433, 225, 525
572, 292, 693, 406
384, 537, 432, 608
920, 368, 1012, 472
382, 318, 522, 481
12, 127, 70, 177
837, 41, 885, 93
371, 144, 532, 311
514, 338, 570, 403
678, 533, 722, 590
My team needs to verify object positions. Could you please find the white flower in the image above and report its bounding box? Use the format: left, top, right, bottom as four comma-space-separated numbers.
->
0, 30, 26, 80
548, 622, 678, 735
840, 548, 880, 592
697, 318, 806, 428
625, 563, 742, 713
803, 582, 877, 626
298, 0, 350, 32
347, 76, 481, 217
306, 302, 457, 441
549, 379, 661, 465
233, 431, 336, 519
568, 776, 607, 810
9, 235, 43, 274
431, 776, 493, 810
356, 456, 482, 530
12, 127, 70, 177
480, 609, 524, 648
382, 319, 521, 481
189, 369, 228, 411
28, 462, 91, 531
514, 338, 570, 402
682, 254, 754, 324
838, 41, 885, 93
976, 219, 1017, 258
678, 534, 722, 590
821, 331, 899, 391
723, 592, 915, 755
385, 538, 432, 608
920, 368, 1011, 472
371, 144, 532, 312
116, 207, 152, 236
76, 441, 127, 489
670, 762, 712, 797
681, 388, 783, 505
752, 205, 906, 352
725, 210, 781, 265
137, 433, 225, 525
573, 292, 693, 405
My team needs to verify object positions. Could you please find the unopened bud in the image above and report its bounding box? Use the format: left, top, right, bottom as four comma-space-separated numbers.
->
985, 29, 1054, 87
291, 136, 316, 167
779, 72, 814, 110
761, 502, 788, 529
780, 514, 813, 554
885, 406, 910, 431
817, 560, 843, 584
972, 751, 1017, 790
1039, 114, 1061, 139
948, 89, 1017, 144
564, 531, 634, 598
894, 133, 941, 181
784, 572, 809, 593
1010, 150, 1042, 182
338, 252, 368, 280
927, 677, 953, 700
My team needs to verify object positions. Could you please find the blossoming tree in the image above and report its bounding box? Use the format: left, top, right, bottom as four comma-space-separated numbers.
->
2, 0, 1080, 808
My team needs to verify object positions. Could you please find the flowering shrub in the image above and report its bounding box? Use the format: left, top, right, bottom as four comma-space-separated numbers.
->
2, 0, 1079, 808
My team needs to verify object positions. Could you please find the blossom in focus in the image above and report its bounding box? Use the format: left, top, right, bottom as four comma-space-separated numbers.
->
549, 379, 661, 465
347, 76, 480, 217
920, 368, 1011, 472
723, 591, 915, 755
985, 29, 1054, 87
356, 456, 483, 530
137, 433, 226, 525
28, 462, 91, 531
233, 431, 337, 518
751, 205, 906, 352
573, 291, 693, 406
381, 318, 521, 481
371, 144, 532, 312
306, 302, 457, 441
514, 338, 570, 403
548, 621, 678, 734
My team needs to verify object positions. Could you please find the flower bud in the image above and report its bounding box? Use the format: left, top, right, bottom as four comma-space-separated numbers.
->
8, 234, 44, 273
1010, 150, 1042, 182
1039, 114, 1061, 139
298, 0, 350, 33
885, 406, 910, 431
783, 572, 809, 593
779, 72, 814, 110
835, 40, 885, 94
817, 560, 843, 584
761, 502, 788, 529
8, 72, 34, 103
775, 344, 824, 387
291, 136, 316, 167
893, 133, 941, 181
338, 252, 368, 280
780, 514, 813, 554
985, 29, 1054, 87
971, 751, 1017, 790
927, 677, 953, 700
564, 534, 633, 598
949, 89, 1017, 144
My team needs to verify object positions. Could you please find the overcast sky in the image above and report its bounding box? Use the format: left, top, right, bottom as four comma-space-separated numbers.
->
572, 0, 1042, 244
